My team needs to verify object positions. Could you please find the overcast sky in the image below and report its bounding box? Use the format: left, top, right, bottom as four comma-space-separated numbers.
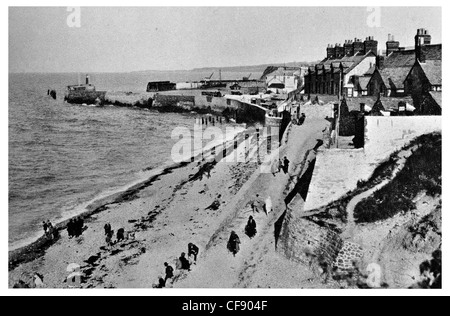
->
9, 6, 442, 73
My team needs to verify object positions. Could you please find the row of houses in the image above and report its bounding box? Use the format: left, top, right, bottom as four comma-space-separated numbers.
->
303, 29, 442, 115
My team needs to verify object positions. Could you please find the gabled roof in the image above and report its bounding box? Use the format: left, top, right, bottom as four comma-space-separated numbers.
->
342, 96, 414, 112
378, 96, 414, 111
420, 60, 442, 86
422, 44, 442, 61
428, 91, 442, 107
357, 77, 371, 90
379, 67, 411, 89
343, 96, 377, 111
340, 62, 354, 68
383, 49, 416, 68
331, 62, 341, 67
342, 51, 376, 74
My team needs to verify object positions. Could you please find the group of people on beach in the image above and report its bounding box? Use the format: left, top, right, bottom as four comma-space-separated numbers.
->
42, 220, 58, 240
67, 217, 85, 238
104, 223, 130, 247
155, 242, 199, 288
226, 192, 275, 256
226, 219, 255, 257
227, 213, 258, 257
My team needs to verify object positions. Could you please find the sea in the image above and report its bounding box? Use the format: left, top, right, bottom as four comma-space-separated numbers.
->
9, 71, 259, 249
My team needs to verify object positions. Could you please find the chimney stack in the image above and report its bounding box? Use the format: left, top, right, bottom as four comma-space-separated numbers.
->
352, 38, 365, 55
327, 44, 335, 59
334, 43, 344, 59
386, 33, 400, 56
344, 39, 354, 56
415, 28, 432, 62
364, 36, 378, 55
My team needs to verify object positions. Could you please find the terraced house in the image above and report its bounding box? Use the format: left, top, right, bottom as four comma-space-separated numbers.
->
305, 37, 378, 97
305, 28, 442, 116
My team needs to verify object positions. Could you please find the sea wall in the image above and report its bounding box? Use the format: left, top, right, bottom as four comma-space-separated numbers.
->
154, 94, 196, 107
104, 92, 154, 108
237, 102, 267, 124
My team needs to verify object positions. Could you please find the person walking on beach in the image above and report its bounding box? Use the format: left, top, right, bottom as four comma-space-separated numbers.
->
73, 218, 81, 237
164, 262, 174, 282
67, 219, 73, 238
104, 223, 112, 236
116, 228, 125, 242
106, 230, 114, 247
43, 221, 48, 235
282, 156, 290, 174
245, 216, 257, 239
46, 221, 54, 239
188, 243, 199, 263
227, 231, 241, 257
179, 252, 191, 271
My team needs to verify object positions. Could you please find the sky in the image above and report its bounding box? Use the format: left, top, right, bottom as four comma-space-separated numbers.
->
9, 6, 442, 73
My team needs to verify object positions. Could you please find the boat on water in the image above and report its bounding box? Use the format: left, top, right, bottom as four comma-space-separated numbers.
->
64, 74, 106, 105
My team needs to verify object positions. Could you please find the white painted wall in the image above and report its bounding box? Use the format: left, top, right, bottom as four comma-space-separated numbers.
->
304, 116, 441, 211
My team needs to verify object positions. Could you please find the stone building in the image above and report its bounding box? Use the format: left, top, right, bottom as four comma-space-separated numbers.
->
304, 37, 378, 97
367, 29, 441, 98
305, 29, 442, 109
262, 66, 306, 94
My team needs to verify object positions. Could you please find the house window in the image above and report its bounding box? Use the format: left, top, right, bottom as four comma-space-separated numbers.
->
227, 99, 231, 105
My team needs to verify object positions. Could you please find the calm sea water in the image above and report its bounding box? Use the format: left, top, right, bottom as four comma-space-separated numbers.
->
9, 71, 256, 248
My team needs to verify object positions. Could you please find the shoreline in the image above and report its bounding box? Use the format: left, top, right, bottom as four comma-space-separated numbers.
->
8, 115, 335, 289
8, 124, 253, 271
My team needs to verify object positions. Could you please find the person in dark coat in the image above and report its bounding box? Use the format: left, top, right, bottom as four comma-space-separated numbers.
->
164, 262, 174, 282
106, 230, 114, 247
104, 223, 112, 236
179, 252, 191, 270
67, 219, 74, 238
117, 228, 125, 242
282, 156, 290, 174
245, 216, 257, 239
155, 277, 165, 288
188, 243, 199, 262
74, 218, 81, 237
299, 113, 306, 125
227, 231, 241, 257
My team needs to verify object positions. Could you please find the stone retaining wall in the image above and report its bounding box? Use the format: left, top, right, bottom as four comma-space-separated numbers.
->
277, 209, 344, 268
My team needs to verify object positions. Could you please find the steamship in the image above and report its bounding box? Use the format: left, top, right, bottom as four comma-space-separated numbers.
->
64, 74, 106, 105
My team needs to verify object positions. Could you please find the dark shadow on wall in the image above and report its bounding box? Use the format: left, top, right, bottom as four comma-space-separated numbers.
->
274, 210, 287, 249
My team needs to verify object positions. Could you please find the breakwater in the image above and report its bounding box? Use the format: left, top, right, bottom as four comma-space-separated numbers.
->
79, 90, 271, 125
